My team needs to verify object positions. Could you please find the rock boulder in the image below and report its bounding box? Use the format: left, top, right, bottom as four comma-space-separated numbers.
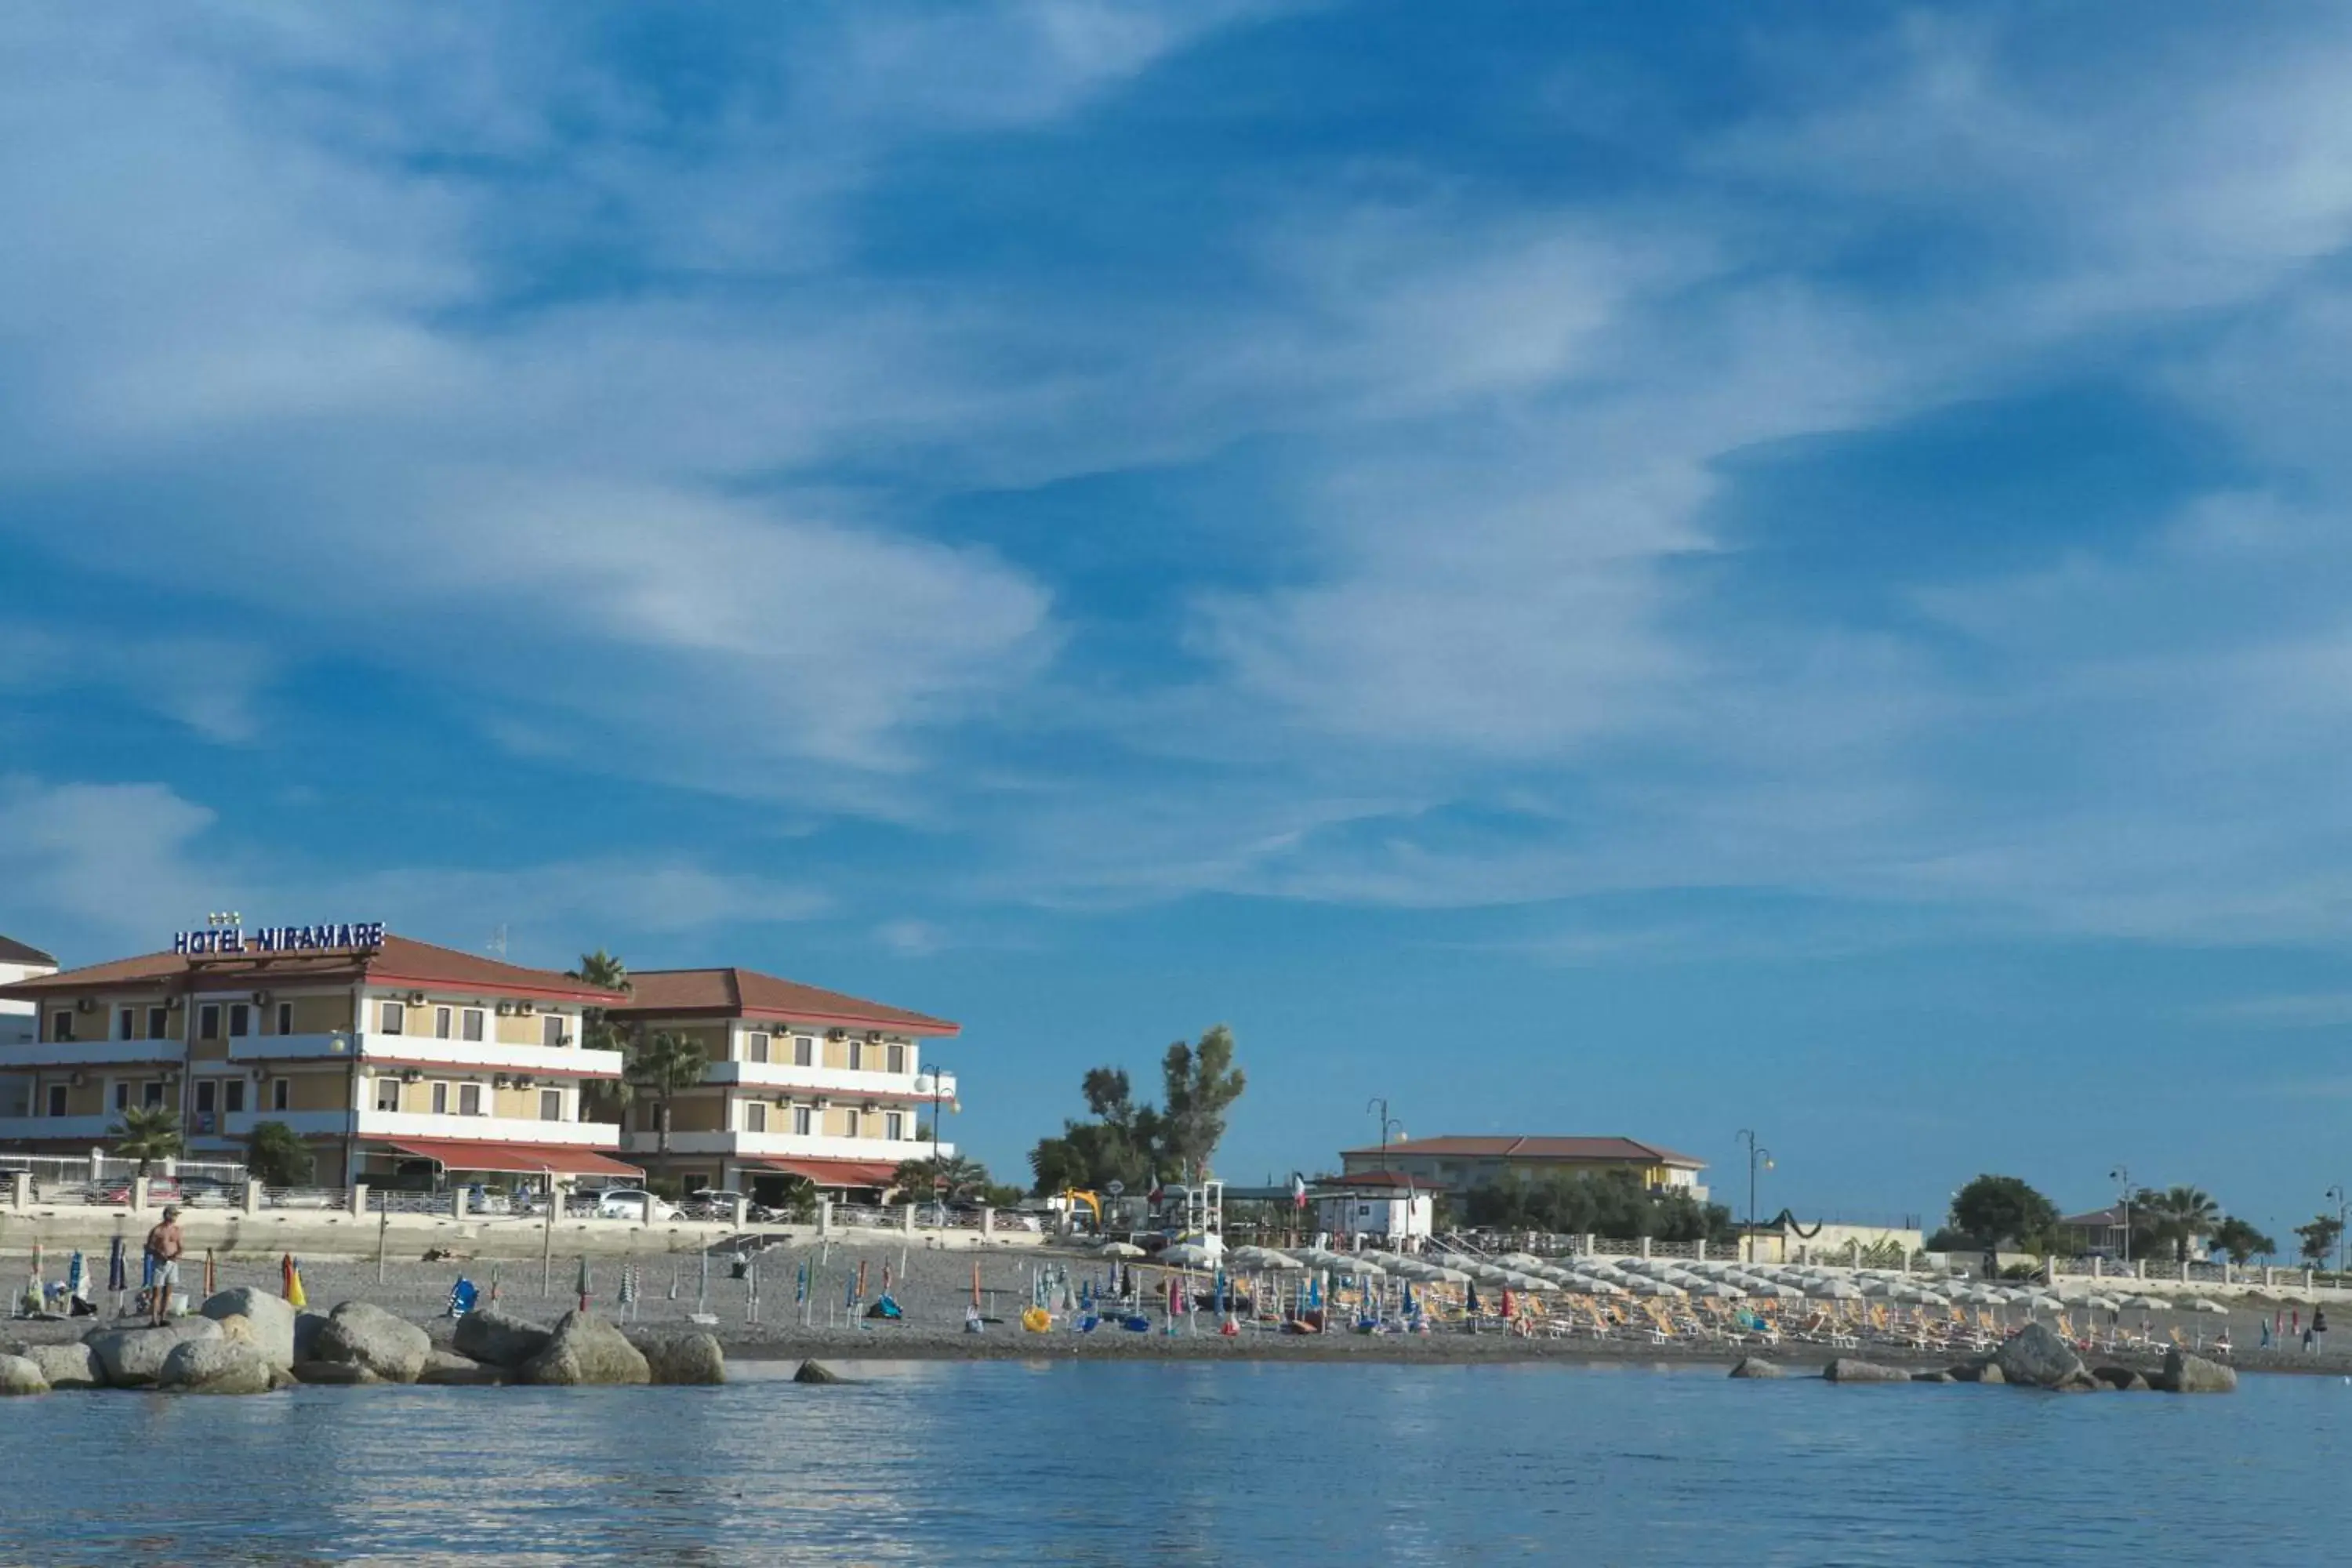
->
88, 1319, 224, 1388
518, 1312, 650, 1386
1912, 1370, 1957, 1383
1823, 1358, 1910, 1383
419, 1350, 506, 1386
0, 1353, 49, 1396
1988, 1323, 2085, 1390
1727, 1357, 1784, 1379
626, 1329, 726, 1385
452, 1307, 552, 1369
2161, 1348, 2238, 1394
793, 1359, 841, 1385
201, 1287, 300, 1371
158, 1338, 277, 1396
312, 1301, 431, 1384
2093, 1366, 2151, 1391
292, 1361, 382, 1385
19, 1342, 103, 1390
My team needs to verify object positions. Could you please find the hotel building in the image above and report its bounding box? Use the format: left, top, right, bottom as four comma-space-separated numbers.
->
1338, 1135, 1709, 1200
0, 935, 60, 1120
0, 929, 641, 1189
606, 967, 960, 1206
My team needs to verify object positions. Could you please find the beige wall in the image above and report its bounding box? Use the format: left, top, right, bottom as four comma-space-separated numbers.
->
278, 1065, 353, 1113
282, 993, 353, 1034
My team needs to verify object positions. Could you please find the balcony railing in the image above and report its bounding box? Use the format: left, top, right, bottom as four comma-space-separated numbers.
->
0, 1115, 117, 1142
699, 1062, 953, 1099
194, 1109, 622, 1147
627, 1129, 948, 1162
224, 1031, 623, 1078
0, 1039, 185, 1068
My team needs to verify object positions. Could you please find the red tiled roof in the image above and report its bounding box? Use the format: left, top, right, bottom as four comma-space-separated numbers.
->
1338, 1135, 1705, 1168
1312, 1171, 1425, 1189
376, 1139, 642, 1178
0, 935, 56, 967
615, 967, 958, 1036
0, 935, 629, 1005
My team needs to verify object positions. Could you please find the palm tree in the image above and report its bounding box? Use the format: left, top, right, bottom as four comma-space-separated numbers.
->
626, 1029, 707, 1163
2151, 1185, 2221, 1264
893, 1152, 989, 1214
112, 1104, 184, 1179
569, 949, 634, 1123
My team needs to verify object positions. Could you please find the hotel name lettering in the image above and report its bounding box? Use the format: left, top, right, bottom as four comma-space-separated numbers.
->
172, 921, 387, 956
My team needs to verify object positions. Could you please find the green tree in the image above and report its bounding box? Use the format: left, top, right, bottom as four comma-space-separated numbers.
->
245, 1120, 314, 1187
1159, 1025, 1246, 1181
893, 1152, 990, 1204
1947, 1174, 2060, 1253
626, 1029, 707, 1160
111, 1105, 184, 1179
1027, 1062, 1164, 1195
568, 949, 634, 1123
766, 1174, 818, 1224
2209, 1216, 2275, 1266
1461, 1168, 1733, 1243
2146, 1185, 2221, 1264
2296, 1214, 2343, 1265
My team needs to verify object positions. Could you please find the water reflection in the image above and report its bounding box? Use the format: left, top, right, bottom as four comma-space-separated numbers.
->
4, 1362, 2347, 1564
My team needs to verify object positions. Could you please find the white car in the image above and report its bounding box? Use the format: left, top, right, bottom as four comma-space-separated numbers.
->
593, 1188, 679, 1222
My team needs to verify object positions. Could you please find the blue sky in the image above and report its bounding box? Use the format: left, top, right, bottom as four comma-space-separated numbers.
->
7, 2, 2352, 1241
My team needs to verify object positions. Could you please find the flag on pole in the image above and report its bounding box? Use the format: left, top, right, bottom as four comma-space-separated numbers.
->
1290, 1172, 1308, 1210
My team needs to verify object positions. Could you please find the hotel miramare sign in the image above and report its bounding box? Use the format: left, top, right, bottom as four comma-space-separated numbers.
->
171, 920, 387, 956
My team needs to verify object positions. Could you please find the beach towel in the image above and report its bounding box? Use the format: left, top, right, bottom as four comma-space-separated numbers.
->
448, 1278, 478, 1319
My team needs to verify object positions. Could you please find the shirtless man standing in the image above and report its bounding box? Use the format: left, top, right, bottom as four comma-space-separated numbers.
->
145, 1205, 185, 1325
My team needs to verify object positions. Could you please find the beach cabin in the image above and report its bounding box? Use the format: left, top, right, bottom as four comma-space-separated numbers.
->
1312, 1171, 1433, 1246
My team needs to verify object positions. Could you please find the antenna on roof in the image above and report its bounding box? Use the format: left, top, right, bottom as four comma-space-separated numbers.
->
487, 924, 507, 959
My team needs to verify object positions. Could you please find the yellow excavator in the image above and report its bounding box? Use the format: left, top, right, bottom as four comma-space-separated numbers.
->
1061, 1188, 1104, 1232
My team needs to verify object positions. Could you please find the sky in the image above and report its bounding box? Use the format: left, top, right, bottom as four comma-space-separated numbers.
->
6, 2, 2352, 1244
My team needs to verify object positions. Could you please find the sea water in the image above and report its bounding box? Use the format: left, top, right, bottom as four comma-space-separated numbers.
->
0, 1359, 2339, 1564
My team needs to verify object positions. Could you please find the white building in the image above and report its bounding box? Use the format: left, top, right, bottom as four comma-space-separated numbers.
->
0, 935, 59, 1119
1313, 1171, 1436, 1246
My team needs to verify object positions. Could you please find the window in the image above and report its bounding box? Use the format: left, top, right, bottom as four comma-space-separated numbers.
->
793, 1036, 814, 1067
229, 1004, 250, 1038
887, 1042, 906, 1075
379, 1001, 405, 1034
540, 1089, 563, 1122
745, 1102, 768, 1133
434, 1007, 453, 1040
45, 1084, 66, 1117
275, 1002, 292, 1036
376, 1079, 401, 1112
792, 1105, 813, 1136
459, 1083, 483, 1116
52, 1010, 73, 1043
430, 1082, 449, 1116
840, 1109, 859, 1137
747, 1032, 771, 1064
143, 1081, 165, 1109
198, 1004, 219, 1040
224, 1080, 245, 1113
848, 1039, 864, 1071
272, 1078, 289, 1112
195, 1080, 217, 1114
118, 1007, 135, 1040
462, 1009, 485, 1042
114, 1082, 129, 1112
148, 1007, 169, 1039
542, 1014, 564, 1048
884, 1111, 905, 1141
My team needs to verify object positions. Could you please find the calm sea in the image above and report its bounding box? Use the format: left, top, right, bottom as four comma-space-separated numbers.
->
1, 1359, 2340, 1564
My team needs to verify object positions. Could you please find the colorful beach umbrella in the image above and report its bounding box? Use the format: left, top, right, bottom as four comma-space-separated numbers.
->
281, 1254, 307, 1308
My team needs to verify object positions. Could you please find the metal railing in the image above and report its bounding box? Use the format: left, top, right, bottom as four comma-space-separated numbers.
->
263, 1187, 346, 1210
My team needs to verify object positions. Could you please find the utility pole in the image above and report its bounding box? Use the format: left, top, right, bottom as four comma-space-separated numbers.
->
2110, 1166, 2132, 1266
1736, 1130, 1772, 1265
2328, 1185, 2349, 1278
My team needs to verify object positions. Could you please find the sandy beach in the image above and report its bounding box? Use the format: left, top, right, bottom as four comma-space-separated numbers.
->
9, 1239, 2340, 1378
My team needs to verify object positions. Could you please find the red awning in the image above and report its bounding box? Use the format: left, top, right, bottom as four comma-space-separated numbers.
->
746, 1157, 900, 1188
375, 1139, 643, 1178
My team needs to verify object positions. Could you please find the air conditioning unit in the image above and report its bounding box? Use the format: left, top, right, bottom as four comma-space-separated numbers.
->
861, 1100, 878, 1113
251, 990, 271, 1006
814, 1097, 833, 1111
517, 1001, 535, 1016
68, 1071, 85, 1087
399, 1069, 423, 1084
774, 1094, 790, 1109
405, 991, 427, 1007
495, 1002, 513, 1017
75, 998, 93, 1013
514, 1076, 535, 1090
865, 1030, 882, 1043
167, 996, 183, 1011
827, 1028, 845, 1041
493, 1074, 511, 1090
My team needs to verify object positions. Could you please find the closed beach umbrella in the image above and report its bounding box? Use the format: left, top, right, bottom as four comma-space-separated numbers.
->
281, 1253, 307, 1308
1102, 1242, 1145, 1259
2187, 1298, 2230, 1314
107, 1236, 127, 1295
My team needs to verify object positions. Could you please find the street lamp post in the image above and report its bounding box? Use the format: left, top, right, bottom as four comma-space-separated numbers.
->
2109, 1166, 2132, 1266
2328, 1185, 2349, 1279
1366, 1098, 1403, 1171
1735, 1130, 1772, 1264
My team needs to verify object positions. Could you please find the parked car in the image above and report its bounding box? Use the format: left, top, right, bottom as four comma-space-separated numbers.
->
103, 1176, 180, 1205
177, 1176, 241, 1208
682, 1189, 773, 1222
593, 1188, 679, 1222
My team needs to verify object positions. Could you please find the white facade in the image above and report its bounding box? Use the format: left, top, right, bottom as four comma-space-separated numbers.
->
0, 942, 60, 1118
1316, 1188, 1436, 1243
